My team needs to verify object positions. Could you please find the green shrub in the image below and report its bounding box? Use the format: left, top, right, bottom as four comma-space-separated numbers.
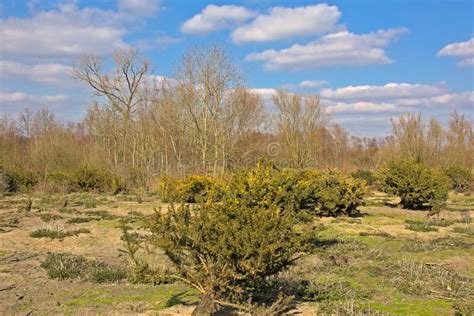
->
300, 169, 367, 217
157, 174, 223, 203
72, 166, 113, 192
442, 165, 473, 193
147, 198, 307, 311
223, 163, 366, 217
0, 168, 38, 193
379, 159, 449, 210
351, 169, 375, 186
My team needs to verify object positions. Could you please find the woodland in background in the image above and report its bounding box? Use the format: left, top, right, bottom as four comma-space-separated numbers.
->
0, 46, 472, 193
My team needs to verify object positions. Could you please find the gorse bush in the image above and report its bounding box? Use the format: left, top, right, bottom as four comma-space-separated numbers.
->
350, 169, 375, 186
71, 166, 116, 193
139, 162, 365, 312
300, 169, 367, 217
148, 200, 307, 312
379, 159, 449, 210
0, 167, 38, 193
223, 163, 367, 217
442, 165, 473, 193
157, 174, 223, 203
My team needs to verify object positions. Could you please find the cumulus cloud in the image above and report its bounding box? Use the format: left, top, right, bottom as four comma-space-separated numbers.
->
0, 2, 128, 60
232, 4, 340, 43
0, 60, 73, 87
437, 38, 474, 67
325, 101, 399, 114
0, 91, 71, 110
181, 5, 256, 34
320, 82, 448, 100
119, 0, 160, 16
245, 28, 407, 70
251, 82, 472, 115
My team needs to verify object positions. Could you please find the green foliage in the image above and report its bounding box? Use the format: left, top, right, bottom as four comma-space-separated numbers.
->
0, 167, 38, 193
30, 228, 90, 239
442, 165, 473, 193
351, 169, 375, 186
300, 169, 367, 217
72, 166, 114, 193
379, 159, 450, 210
157, 174, 223, 203
41, 252, 126, 283
147, 199, 306, 309
224, 163, 367, 217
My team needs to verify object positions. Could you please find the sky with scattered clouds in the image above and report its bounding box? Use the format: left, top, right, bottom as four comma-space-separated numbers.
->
0, 0, 472, 136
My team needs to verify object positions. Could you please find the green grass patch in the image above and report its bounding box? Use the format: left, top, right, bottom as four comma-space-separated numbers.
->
41, 252, 126, 283
39, 213, 63, 222
30, 228, 90, 239
405, 219, 439, 232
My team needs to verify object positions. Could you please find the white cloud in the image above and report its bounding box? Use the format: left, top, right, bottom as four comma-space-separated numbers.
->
438, 38, 474, 67
326, 101, 398, 114
245, 28, 407, 70
299, 80, 328, 89
119, 0, 160, 16
232, 4, 340, 43
320, 82, 448, 100
181, 5, 256, 34
0, 59, 73, 87
0, 3, 128, 60
0, 91, 71, 109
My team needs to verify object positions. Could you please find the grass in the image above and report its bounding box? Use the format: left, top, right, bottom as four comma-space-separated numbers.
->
41, 252, 127, 283
402, 236, 471, 252
452, 226, 474, 235
405, 219, 439, 232
30, 228, 91, 239
39, 213, 63, 222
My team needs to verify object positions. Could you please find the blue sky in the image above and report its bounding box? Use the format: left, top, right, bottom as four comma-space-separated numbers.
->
0, 0, 473, 136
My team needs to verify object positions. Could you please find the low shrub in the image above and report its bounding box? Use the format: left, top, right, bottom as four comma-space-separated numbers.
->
156, 174, 223, 203
300, 169, 367, 217
379, 159, 449, 210
30, 228, 90, 239
224, 163, 367, 217
0, 167, 39, 193
442, 165, 473, 193
146, 197, 308, 312
351, 169, 375, 186
71, 166, 114, 193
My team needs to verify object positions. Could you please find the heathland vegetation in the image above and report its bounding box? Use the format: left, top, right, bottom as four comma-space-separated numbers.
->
0, 45, 473, 315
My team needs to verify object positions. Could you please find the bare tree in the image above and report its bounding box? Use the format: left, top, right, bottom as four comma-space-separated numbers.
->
272, 90, 328, 168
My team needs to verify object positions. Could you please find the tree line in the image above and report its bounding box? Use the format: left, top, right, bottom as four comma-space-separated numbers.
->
0, 45, 472, 192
